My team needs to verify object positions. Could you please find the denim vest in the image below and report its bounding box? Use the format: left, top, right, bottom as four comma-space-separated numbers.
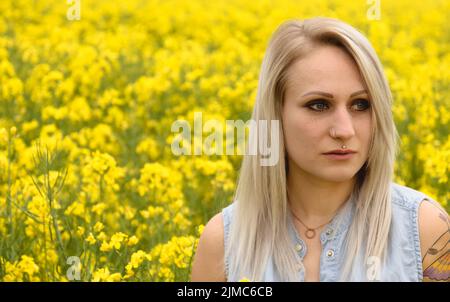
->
222, 182, 432, 281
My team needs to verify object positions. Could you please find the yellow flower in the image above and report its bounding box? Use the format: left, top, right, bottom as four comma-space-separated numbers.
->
65, 201, 86, 218
62, 231, 70, 242
86, 233, 96, 245
136, 138, 160, 160
126, 250, 151, 272
150, 235, 196, 270
157, 267, 175, 282
76, 226, 85, 237
94, 222, 105, 233
10, 126, 17, 136
0, 128, 8, 144
107, 273, 122, 282
97, 231, 107, 241
21, 120, 39, 133
67, 97, 92, 122
92, 267, 110, 282
92, 203, 107, 215
92, 267, 122, 282
110, 232, 127, 250
127, 235, 139, 246
197, 224, 205, 236
17, 255, 39, 277
100, 241, 112, 252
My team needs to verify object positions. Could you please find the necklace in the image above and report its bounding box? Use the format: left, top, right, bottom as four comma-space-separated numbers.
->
289, 206, 333, 239
286, 188, 349, 239
286, 188, 351, 240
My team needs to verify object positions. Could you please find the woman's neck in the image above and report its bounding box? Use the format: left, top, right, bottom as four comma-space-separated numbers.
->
286, 167, 355, 226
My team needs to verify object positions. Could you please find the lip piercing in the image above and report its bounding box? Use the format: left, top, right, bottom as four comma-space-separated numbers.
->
330, 128, 346, 149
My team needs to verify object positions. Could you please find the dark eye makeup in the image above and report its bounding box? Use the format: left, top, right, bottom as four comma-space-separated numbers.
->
305, 98, 371, 112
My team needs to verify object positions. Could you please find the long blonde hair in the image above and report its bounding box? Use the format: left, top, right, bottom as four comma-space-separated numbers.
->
226, 17, 398, 281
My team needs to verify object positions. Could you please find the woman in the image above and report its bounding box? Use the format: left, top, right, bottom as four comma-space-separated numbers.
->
191, 17, 449, 282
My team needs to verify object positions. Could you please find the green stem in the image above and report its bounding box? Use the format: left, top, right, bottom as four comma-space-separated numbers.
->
5, 135, 13, 245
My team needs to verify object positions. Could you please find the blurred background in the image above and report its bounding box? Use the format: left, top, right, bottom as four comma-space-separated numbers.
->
0, 0, 448, 281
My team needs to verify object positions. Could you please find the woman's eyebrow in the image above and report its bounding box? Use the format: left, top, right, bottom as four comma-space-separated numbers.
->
301, 89, 368, 98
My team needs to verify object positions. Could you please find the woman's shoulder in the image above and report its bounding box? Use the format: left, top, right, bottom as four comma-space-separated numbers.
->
416, 195, 449, 281
390, 182, 449, 281
190, 211, 226, 281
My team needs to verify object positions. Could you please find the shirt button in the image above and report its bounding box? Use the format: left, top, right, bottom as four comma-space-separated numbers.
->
326, 228, 333, 236
295, 244, 303, 252
326, 249, 335, 258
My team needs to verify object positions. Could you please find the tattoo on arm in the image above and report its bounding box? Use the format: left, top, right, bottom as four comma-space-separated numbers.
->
422, 231, 449, 282
421, 199, 450, 282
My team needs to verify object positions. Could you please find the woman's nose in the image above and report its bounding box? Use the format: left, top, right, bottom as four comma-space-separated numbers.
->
331, 107, 355, 140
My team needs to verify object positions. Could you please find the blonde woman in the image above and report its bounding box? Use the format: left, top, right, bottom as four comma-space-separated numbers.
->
191, 17, 449, 282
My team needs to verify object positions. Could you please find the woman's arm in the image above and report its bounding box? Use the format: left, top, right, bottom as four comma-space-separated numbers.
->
418, 198, 450, 282
190, 213, 227, 282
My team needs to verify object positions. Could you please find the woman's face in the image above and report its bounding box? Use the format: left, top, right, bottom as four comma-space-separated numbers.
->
282, 45, 372, 183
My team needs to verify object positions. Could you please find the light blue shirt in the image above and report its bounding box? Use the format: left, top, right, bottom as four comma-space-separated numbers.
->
222, 182, 432, 281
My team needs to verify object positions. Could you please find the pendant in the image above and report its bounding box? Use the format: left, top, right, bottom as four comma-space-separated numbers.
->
305, 229, 316, 239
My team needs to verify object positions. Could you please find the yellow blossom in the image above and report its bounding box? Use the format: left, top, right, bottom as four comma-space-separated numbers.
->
86, 233, 96, 245
100, 241, 112, 252
127, 235, 139, 246
94, 222, 105, 233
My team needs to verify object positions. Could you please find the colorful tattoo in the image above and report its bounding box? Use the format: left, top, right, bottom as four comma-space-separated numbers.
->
422, 231, 449, 281
422, 199, 450, 282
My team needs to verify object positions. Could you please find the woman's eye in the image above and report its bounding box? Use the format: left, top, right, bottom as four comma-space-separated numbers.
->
307, 100, 329, 111
352, 99, 371, 111
305, 98, 370, 112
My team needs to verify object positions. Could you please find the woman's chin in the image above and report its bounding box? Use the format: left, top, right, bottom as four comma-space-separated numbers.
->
315, 169, 357, 183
